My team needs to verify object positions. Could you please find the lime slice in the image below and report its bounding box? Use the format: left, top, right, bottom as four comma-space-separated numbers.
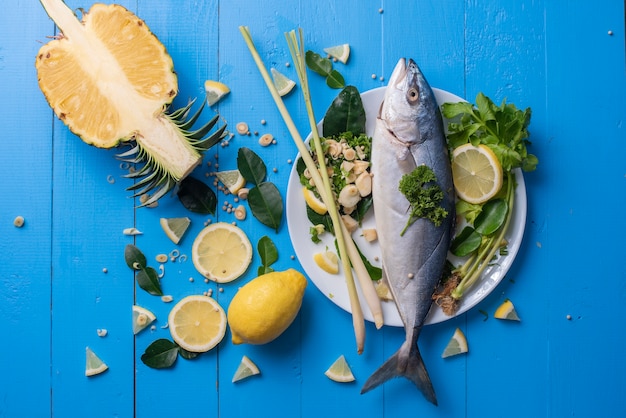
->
215, 169, 246, 194
232, 355, 261, 383
441, 327, 469, 358
323, 43, 350, 64
270, 68, 296, 96
204, 80, 230, 106
85, 347, 108, 377
313, 250, 339, 275
325, 355, 355, 382
133, 305, 156, 334
159, 217, 191, 245
494, 299, 521, 321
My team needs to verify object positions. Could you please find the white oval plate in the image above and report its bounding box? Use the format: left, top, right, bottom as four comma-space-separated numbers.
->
286, 87, 527, 327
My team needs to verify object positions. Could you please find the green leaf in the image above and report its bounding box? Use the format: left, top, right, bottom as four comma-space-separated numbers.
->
306, 205, 333, 234
353, 196, 372, 225
237, 147, 267, 186
441, 101, 474, 119
355, 242, 382, 281
257, 265, 275, 276
257, 235, 278, 270
322, 86, 366, 137
141, 339, 179, 369
178, 347, 201, 360
450, 226, 482, 257
305, 50, 332, 76
474, 199, 508, 236
247, 182, 283, 231
325, 69, 345, 89
136, 266, 163, 296
125, 244, 147, 270
456, 200, 482, 225
176, 176, 217, 215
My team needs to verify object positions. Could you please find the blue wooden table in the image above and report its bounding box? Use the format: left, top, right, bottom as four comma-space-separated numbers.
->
2, 1, 625, 417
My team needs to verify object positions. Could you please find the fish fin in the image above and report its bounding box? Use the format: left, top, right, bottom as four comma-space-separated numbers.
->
360, 345, 437, 406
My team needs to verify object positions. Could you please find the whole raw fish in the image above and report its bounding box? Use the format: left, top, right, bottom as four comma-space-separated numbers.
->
361, 58, 455, 405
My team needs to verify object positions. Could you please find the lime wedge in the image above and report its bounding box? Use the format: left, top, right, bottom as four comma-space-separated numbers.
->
133, 305, 156, 334
85, 347, 108, 377
441, 327, 469, 358
204, 80, 230, 106
215, 169, 246, 194
324, 355, 355, 382
232, 355, 261, 383
159, 217, 191, 245
270, 68, 296, 96
323, 43, 350, 64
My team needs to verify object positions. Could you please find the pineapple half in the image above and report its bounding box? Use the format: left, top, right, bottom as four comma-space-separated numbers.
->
36, 0, 225, 205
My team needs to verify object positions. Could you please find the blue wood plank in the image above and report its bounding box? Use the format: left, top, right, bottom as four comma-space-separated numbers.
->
0, 5, 56, 418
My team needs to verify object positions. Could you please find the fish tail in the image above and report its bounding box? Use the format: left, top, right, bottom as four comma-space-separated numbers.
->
360, 343, 437, 405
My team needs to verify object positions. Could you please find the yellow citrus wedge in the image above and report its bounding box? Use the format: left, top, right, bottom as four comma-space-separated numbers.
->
451, 143, 503, 204
270, 68, 296, 96
494, 299, 521, 321
85, 347, 108, 377
302, 187, 327, 215
215, 169, 246, 194
323, 43, 350, 64
160, 217, 191, 245
204, 80, 230, 106
232, 355, 261, 383
325, 355, 355, 382
168, 295, 227, 352
192, 222, 252, 283
313, 250, 339, 274
133, 305, 156, 334
441, 327, 469, 358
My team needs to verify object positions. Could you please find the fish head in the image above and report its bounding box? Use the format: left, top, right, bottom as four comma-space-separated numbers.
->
378, 58, 435, 146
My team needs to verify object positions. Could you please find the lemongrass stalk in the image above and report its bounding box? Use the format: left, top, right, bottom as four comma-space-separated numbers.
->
339, 221, 384, 329
239, 26, 365, 353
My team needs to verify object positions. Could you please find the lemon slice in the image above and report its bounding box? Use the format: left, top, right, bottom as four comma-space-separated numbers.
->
160, 217, 191, 245
451, 143, 503, 204
215, 169, 246, 194
232, 355, 261, 383
313, 250, 339, 274
85, 347, 108, 377
270, 68, 296, 96
325, 355, 355, 382
204, 80, 230, 106
133, 305, 156, 334
192, 222, 252, 283
441, 327, 469, 358
302, 187, 327, 215
168, 295, 227, 352
323, 43, 350, 64
494, 299, 520, 321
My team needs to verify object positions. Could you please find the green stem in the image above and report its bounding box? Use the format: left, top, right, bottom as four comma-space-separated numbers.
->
451, 171, 515, 299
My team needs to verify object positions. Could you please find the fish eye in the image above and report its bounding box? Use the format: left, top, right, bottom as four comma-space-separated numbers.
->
407, 87, 419, 103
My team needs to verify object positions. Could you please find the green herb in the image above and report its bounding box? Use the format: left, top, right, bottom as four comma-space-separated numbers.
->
124, 244, 163, 296
309, 224, 326, 244
236, 147, 284, 231
305, 50, 345, 89
434, 93, 538, 315
176, 176, 217, 215
257, 236, 278, 275
141, 339, 179, 369
322, 86, 365, 136
398, 165, 448, 235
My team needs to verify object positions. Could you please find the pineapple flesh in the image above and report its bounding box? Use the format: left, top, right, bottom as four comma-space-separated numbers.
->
36, 0, 224, 205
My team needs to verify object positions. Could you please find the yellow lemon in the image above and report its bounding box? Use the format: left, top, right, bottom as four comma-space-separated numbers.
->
323, 43, 350, 64
159, 217, 191, 244
168, 295, 227, 352
451, 143, 503, 204
494, 299, 521, 321
215, 169, 246, 194
227, 269, 307, 345
313, 250, 339, 274
192, 222, 252, 283
132, 305, 156, 334
441, 327, 469, 358
232, 355, 261, 383
302, 187, 328, 215
204, 80, 230, 106
85, 347, 108, 377
270, 68, 296, 96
